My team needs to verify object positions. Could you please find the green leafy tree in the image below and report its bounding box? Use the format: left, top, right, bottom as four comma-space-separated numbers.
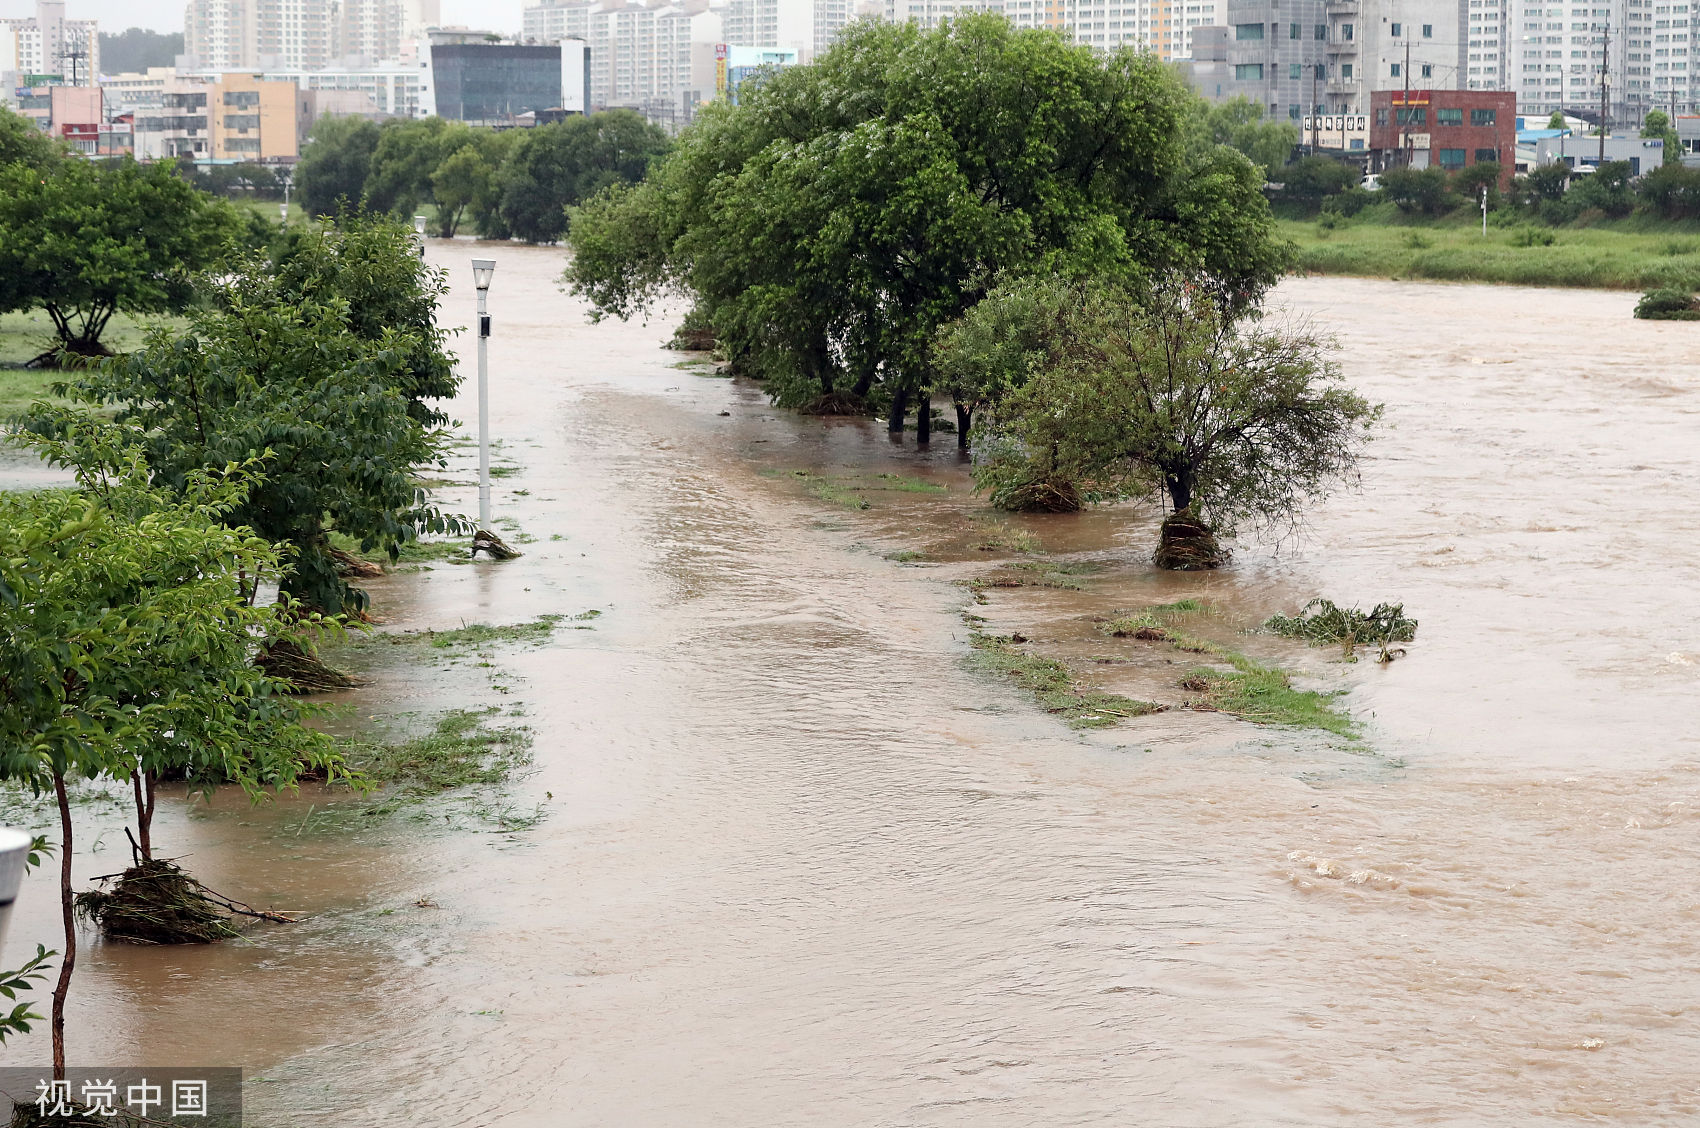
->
97, 27, 183, 72
0, 429, 341, 1078
500, 110, 672, 243
431, 143, 493, 237
964, 276, 1379, 562
35, 250, 462, 614
1567, 159, 1635, 216
1641, 109, 1682, 159
0, 158, 235, 362
297, 115, 382, 217
0, 104, 63, 168
1186, 95, 1298, 180
567, 16, 1290, 434
1524, 162, 1572, 205
1547, 110, 1568, 131
1452, 161, 1503, 209
1278, 155, 1359, 205
268, 212, 458, 427
366, 117, 473, 217
1379, 165, 1456, 215
1636, 161, 1700, 219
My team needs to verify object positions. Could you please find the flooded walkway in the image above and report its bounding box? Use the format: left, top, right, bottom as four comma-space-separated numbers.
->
3, 246, 1698, 1125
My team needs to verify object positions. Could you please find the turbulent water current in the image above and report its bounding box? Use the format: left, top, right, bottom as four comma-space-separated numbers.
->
1, 244, 1697, 1125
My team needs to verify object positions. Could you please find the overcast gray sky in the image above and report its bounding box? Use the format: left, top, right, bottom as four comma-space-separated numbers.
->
10, 0, 524, 38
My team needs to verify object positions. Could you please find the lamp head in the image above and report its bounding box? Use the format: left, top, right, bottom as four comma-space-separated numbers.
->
472, 259, 496, 292
414, 214, 427, 236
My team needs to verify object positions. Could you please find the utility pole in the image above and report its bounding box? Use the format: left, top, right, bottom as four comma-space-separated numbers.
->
1311, 64, 1320, 152
1403, 40, 1412, 167
1599, 12, 1610, 166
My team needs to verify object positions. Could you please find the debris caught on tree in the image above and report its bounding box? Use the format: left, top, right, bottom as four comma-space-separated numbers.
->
1153, 509, 1226, 571
471, 529, 523, 560
74, 859, 298, 945
255, 638, 359, 692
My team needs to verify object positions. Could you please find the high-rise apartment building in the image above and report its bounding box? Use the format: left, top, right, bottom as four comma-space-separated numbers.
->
1507, 0, 1663, 122
881, 0, 1223, 63
524, 0, 724, 119
1218, 0, 1464, 119
1, 0, 99, 86
185, 0, 436, 72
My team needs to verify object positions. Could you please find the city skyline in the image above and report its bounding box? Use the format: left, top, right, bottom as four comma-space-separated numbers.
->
3, 0, 522, 39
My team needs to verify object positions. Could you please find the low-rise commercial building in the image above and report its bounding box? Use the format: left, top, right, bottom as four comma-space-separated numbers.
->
1368, 88, 1515, 185
1531, 132, 1667, 176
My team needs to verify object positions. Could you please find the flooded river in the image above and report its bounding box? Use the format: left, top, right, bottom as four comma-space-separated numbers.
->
3, 245, 1698, 1125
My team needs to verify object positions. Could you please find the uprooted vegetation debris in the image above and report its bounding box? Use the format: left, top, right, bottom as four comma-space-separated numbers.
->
74, 858, 297, 944
1266, 598, 1418, 663
341, 708, 537, 825
967, 632, 1165, 729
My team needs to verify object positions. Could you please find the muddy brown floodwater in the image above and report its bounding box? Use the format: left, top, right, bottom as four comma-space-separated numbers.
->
3, 244, 1698, 1126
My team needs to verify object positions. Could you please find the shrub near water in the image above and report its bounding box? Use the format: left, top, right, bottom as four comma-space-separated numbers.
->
1633, 288, 1700, 320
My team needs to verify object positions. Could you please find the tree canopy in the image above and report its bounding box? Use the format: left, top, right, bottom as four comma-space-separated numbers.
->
0, 157, 237, 359
566, 16, 1292, 427
0, 104, 63, 169
498, 111, 672, 243
296, 115, 382, 217
954, 276, 1378, 563
33, 216, 462, 613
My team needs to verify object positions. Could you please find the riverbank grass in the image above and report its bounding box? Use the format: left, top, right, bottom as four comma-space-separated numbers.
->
1280, 215, 1700, 290
352, 708, 530, 792
1101, 600, 1358, 737
968, 632, 1164, 729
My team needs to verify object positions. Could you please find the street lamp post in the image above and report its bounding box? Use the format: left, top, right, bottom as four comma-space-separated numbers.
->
472, 259, 495, 533
414, 214, 427, 258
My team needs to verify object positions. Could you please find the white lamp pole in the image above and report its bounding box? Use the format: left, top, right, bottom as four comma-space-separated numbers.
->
472, 258, 496, 532
414, 214, 427, 258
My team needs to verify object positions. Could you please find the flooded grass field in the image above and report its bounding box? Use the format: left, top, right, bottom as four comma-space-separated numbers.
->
2, 244, 1697, 1125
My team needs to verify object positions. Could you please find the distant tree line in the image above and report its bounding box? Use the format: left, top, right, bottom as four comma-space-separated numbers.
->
294, 110, 672, 242
1281, 109, 1700, 224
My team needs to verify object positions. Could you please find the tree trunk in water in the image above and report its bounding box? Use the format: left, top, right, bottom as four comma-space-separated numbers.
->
888, 388, 909, 434
51, 771, 74, 1082
130, 770, 156, 863
916, 394, 931, 444
954, 402, 971, 450
1153, 508, 1226, 571
1165, 474, 1193, 513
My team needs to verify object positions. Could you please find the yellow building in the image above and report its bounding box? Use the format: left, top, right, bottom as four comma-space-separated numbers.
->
208, 72, 299, 161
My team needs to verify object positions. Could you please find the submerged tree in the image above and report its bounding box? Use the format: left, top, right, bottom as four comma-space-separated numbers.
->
566, 15, 1290, 428
0, 424, 342, 1078
963, 277, 1379, 567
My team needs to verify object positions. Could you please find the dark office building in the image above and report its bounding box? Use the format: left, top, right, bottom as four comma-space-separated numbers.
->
424, 43, 573, 124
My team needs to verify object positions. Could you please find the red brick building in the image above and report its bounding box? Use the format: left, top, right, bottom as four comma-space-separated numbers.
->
1369, 90, 1517, 188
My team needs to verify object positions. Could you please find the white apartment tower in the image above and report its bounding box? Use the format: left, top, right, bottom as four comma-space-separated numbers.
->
1507, 0, 1681, 122
1, 0, 100, 85
881, 0, 1222, 62
186, 0, 433, 71
524, 0, 725, 117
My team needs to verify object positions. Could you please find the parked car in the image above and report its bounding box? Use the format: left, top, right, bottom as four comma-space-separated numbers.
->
1360, 173, 1382, 191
